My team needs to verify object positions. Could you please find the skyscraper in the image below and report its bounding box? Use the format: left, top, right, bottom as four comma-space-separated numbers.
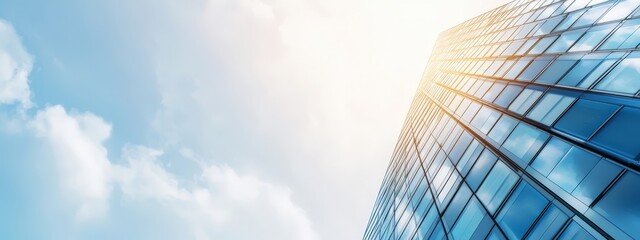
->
363, 0, 640, 239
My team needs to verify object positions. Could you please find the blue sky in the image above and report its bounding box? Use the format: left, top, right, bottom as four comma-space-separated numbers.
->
0, 0, 507, 239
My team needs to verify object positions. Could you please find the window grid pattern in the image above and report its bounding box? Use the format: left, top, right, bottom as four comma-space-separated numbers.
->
365, 0, 640, 239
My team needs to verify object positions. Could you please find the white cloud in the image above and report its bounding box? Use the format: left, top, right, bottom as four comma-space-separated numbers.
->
0, 19, 32, 109
30, 105, 113, 221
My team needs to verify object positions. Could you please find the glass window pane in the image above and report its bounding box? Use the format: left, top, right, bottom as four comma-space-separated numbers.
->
546, 29, 586, 53
595, 53, 640, 94
488, 115, 518, 144
529, 36, 557, 54
452, 198, 485, 240
503, 123, 549, 165
572, 159, 621, 205
569, 24, 616, 52
517, 57, 551, 81
508, 87, 544, 115
457, 140, 484, 176
535, 57, 578, 84
555, 10, 586, 31
598, 0, 640, 23
526, 205, 569, 240
504, 58, 532, 79
548, 146, 600, 192
599, 18, 640, 50
531, 137, 572, 176
497, 182, 548, 240
578, 58, 617, 88
572, 3, 611, 28
527, 92, 575, 125
591, 107, 640, 159
477, 161, 519, 214
482, 82, 506, 102
593, 172, 640, 238
494, 84, 523, 108
558, 221, 599, 240
554, 99, 618, 139
443, 184, 472, 228
515, 38, 538, 55
535, 16, 564, 35
467, 150, 498, 191
557, 59, 601, 86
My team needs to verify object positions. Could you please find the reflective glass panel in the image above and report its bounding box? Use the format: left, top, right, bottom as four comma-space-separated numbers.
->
593, 172, 640, 238
497, 182, 548, 240
527, 92, 575, 125
535, 57, 578, 84
488, 115, 518, 144
569, 23, 616, 52
477, 161, 518, 214
494, 84, 523, 108
451, 198, 485, 240
554, 99, 618, 139
546, 29, 586, 53
595, 53, 640, 94
503, 123, 549, 165
591, 107, 640, 159
508, 87, 544, 115
599, 18, 640, 50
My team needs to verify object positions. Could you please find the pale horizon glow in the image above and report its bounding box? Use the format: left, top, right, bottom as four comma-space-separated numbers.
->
0, 0, 509, 239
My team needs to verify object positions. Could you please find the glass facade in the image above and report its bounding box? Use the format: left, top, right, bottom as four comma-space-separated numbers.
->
363, 0, 640, 239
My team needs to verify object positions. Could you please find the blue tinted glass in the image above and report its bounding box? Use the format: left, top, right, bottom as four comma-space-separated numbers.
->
572, 3, 611, 28
570, 24, 615, 52
593, 172, 640, 238
443, 184, 472, 228
554, 99, 618, 139
555, 10, 585, 31
572, 159, 621, 205
482, 82, 506, 102
531, 138, 572, 176
449, 132, 473, 164
547, 29, 586, 53
517, 58, 551, 81
526, 205, 568, 240
467, 150, 498, 191
488, 115, 518, 144
527, 93, 575, 125
557, 59, 601, 86
535, 58, 577, 84
548, 147, 600, 192
452, 198, 485, 240
557, 221, 599, 240
504, 58, 532, 79
486, 227, 507, 240
457, 140, 484, 176
516, 38, 538, 55
591, 107, 640, 159
599, 0, 640, 23
508, 87, 544, 115
503, 123, 549, 166
578, 59, 616, 88
535, 16, 563, 35
595, 54, 640, 94
599, 19, 640, 50
494, 84, 523, 108
498, 182, 548, 240
477, 161, 518, 214
529, 36, 557, 54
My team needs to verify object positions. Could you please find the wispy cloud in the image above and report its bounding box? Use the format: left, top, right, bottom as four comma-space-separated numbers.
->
0, 19, 32, 109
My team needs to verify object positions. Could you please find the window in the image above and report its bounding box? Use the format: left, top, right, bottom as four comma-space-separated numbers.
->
488, 115, 518, 144
569, 23, 616, 52
526, 205, 569, 240
599, 18, 640, 50
546, 29, 586, 53
572, 159, 621, 205
477, 161, 519, 214
593, 172, 640, 238
443, 184, 472, 228
591, 107, 640, 159
535, 56, 579, 84
557, 54, 606, 86
529, 36, 557, 54
515, 38, 538, 55
547, 145, 600, 192
526, 92, 575, 125
572, 3, 612, 28
451, 198, 486, 240
598, 0, 640, 23
516, 57, 552, 81
467, 150, 498, 191
557, 220, 602, 240
503, 123, 549, 166
457, 140, 484, 176
594, 52, 640, 94
508, 86, 545, 115
554, 99, 618, 139
494, 84, 523, 108
449, 131, 473, 164
555, 9, 586, 31
535, 16, 564, 35
578, 58, 618, 88
482, 82, 506, 102
497, 182, 549, 240
504, 58, 532, 79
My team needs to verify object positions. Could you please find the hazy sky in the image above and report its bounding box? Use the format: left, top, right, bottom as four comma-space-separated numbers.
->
0, 0, 508, 239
